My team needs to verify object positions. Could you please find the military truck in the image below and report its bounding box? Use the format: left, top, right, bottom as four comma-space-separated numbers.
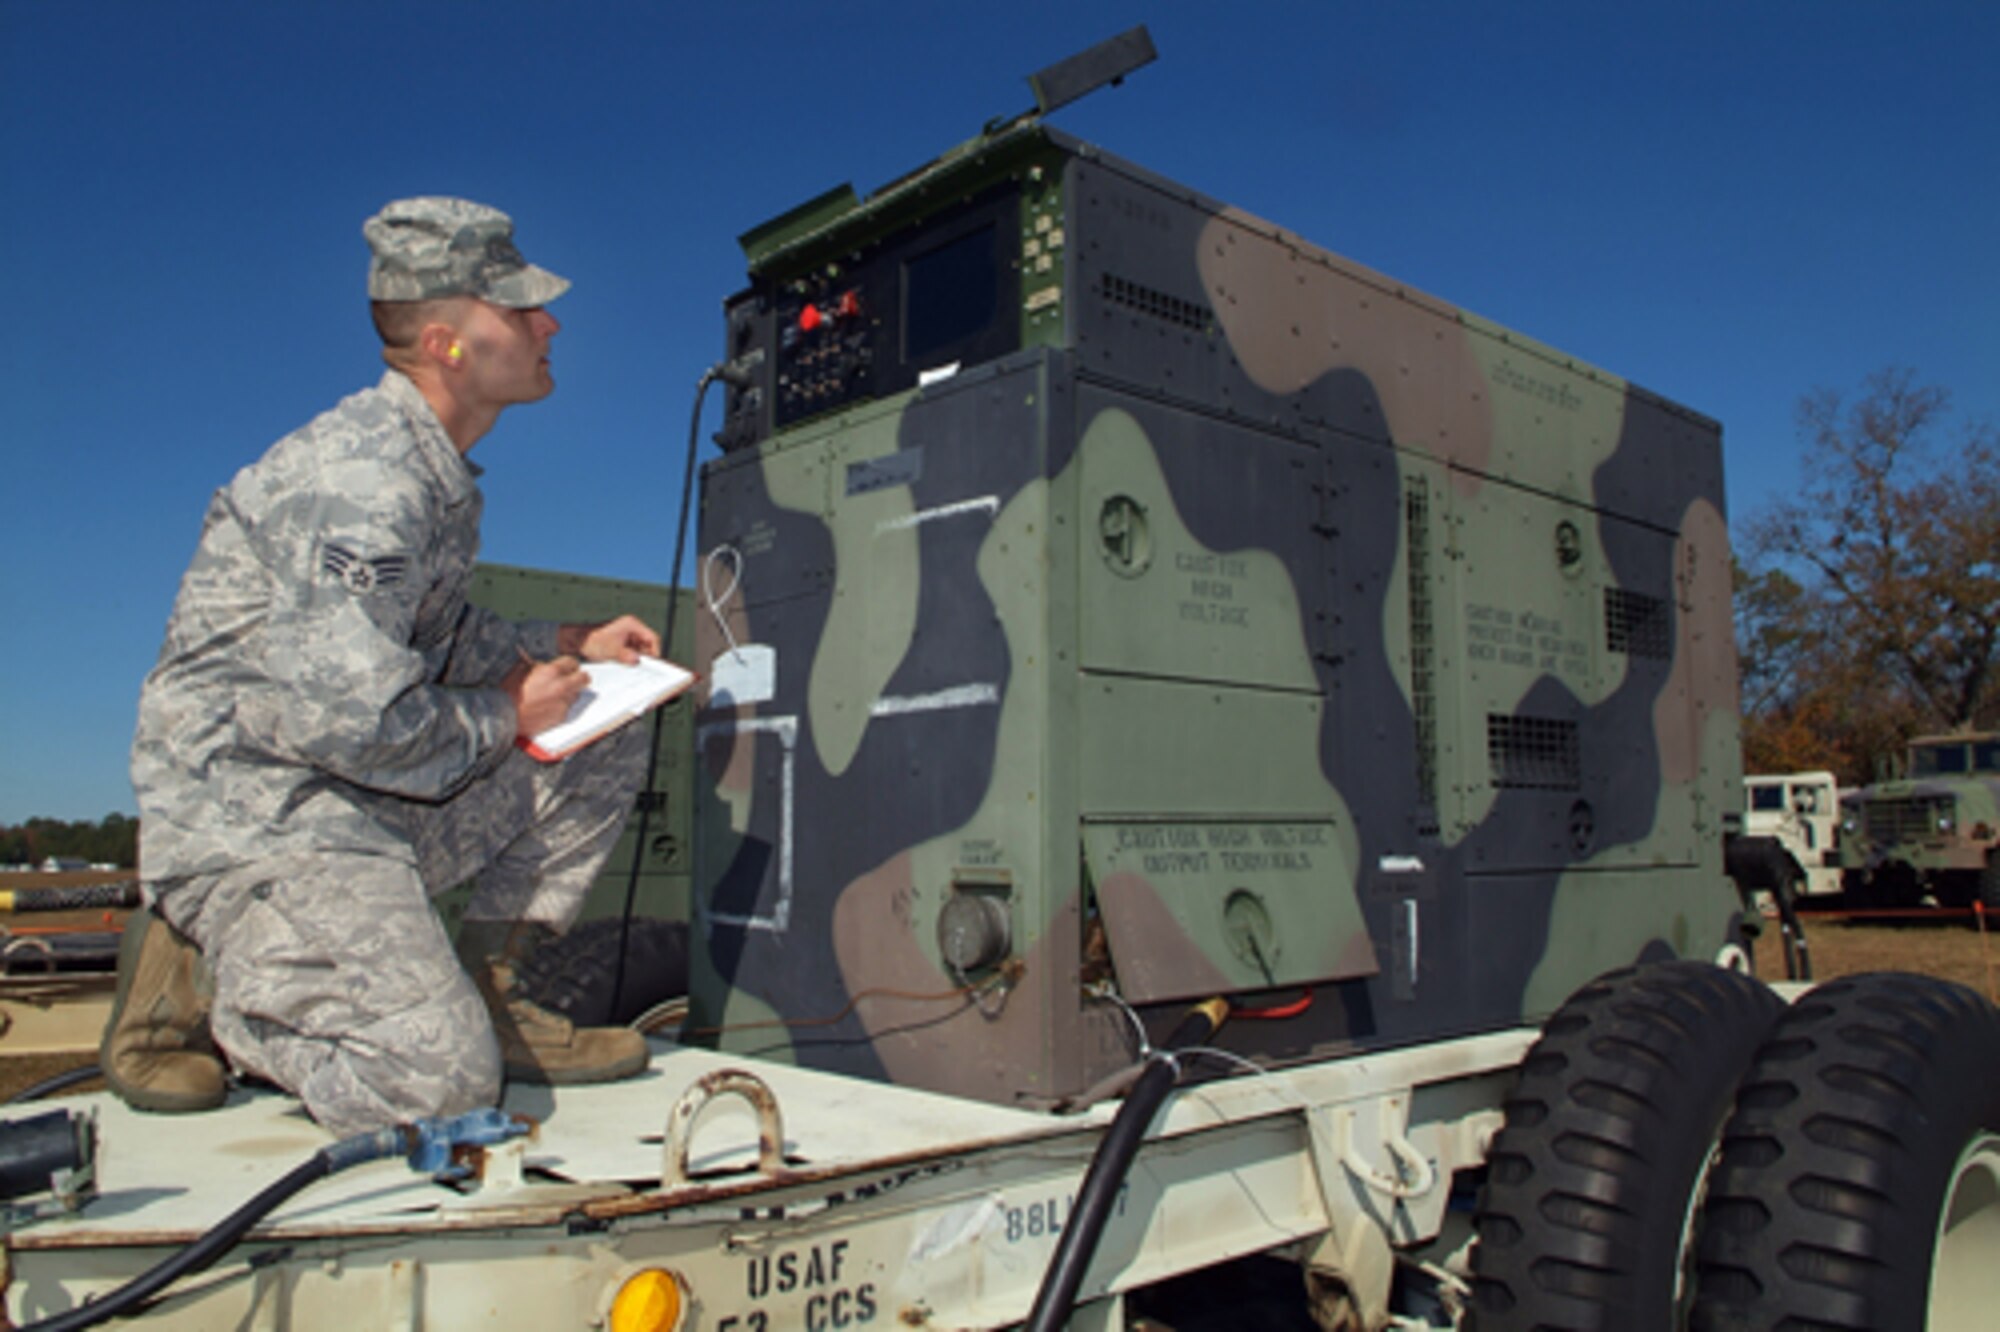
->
5, 30, 1995, 1332
1730, 770, 1843, 903
1841, 731, 2000, 910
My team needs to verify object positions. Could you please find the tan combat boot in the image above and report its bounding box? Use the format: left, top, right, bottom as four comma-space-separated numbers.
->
456, 920, 650, 1085
99, 907, 228, 1113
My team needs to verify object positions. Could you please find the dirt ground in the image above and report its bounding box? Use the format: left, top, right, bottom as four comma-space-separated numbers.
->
6, 906, 1994, 1109
1753, 906, 2000, 999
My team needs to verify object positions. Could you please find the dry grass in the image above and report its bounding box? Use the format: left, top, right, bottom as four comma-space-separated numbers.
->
1753, 909, 2000, 1003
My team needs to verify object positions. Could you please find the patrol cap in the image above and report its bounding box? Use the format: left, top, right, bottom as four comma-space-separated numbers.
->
363, 196, 570, 307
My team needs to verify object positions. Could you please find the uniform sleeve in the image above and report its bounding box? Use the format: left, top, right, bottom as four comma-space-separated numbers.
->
439, 604, 560, 687
235, 458, 515, 800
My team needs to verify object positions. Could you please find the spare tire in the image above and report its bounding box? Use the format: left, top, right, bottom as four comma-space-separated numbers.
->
1469, 959, 1785, 1330
514, 916, 690, 1028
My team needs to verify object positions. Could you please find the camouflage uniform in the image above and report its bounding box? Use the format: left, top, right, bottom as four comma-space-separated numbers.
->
131, 203, 641, 1134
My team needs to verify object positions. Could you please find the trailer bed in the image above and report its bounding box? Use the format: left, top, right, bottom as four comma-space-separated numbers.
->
5, 1033, 1533, 1328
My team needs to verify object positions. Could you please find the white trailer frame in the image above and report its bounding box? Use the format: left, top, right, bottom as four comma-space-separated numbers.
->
4, 1035, 1532, 1329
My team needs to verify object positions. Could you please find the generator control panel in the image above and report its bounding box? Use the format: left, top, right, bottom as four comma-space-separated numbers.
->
716, 134, 1077, 453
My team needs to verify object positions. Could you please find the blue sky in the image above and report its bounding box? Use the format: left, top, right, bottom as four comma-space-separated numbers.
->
3, 1, 1995, 822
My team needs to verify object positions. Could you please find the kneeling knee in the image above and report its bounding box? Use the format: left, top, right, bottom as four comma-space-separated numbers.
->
303, 993, 503, 1135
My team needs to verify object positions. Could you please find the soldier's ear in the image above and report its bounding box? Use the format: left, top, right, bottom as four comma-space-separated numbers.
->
418, 322, 462, 370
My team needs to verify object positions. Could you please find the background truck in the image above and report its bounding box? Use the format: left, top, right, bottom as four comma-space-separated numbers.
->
5, 30, 1995, 1332
1841, 731, 2000, 910
1728, 770, 1843, 904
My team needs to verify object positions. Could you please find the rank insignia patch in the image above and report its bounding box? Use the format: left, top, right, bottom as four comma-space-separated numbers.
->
322, 542, 410, 594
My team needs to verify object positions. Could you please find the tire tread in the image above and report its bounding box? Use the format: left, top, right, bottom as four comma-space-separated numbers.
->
1691, 972, 2000, 1331
1469, 961, 1785, 1330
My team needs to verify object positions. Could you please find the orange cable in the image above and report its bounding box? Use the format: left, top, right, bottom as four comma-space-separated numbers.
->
1235, 989, 1314, 1020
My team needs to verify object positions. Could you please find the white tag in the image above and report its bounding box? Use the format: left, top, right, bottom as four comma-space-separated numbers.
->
917, 361, 961, 387
710, 644, 776, 707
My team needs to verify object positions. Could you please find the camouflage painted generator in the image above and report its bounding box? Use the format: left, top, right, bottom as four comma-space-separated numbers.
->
686, 112, 1746, 1109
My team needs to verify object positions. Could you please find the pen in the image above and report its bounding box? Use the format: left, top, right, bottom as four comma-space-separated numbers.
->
521, 644, 584, 671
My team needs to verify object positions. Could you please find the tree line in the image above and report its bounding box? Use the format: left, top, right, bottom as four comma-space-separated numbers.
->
0, 813, 139, 868
1736, 366, 1999, 786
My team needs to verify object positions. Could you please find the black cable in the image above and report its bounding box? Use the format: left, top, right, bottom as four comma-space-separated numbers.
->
19, 1152, 334, 1331
1772, 872, 1814, 982
3, 1063, 102, 1106
608, 366, 722, 1021
13, 1115, 506, 1332
1022, 998, 1229, 1332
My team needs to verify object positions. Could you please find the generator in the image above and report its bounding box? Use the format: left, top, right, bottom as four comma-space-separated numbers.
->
686, 33, 1743, 1106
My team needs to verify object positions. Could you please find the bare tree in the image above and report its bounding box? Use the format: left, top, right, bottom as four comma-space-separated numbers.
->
1739, 367, 2000, 779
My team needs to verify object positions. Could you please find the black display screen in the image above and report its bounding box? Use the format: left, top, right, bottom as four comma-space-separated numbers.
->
760, 183, 1021, 434
903, 223, 999, 365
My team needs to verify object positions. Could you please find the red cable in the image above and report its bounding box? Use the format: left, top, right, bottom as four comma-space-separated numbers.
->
1234, 989, 1313, 1020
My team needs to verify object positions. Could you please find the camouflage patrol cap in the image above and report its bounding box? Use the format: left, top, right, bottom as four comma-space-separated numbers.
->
363, 196, 570, 307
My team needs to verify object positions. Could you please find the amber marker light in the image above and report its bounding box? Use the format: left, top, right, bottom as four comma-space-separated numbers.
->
608, 1267, 686, 1332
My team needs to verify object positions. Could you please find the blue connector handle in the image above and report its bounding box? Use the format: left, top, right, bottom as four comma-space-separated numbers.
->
320, 1107, 531, 1177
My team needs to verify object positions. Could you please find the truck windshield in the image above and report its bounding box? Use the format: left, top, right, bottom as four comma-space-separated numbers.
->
1976, 741, 2000, 773
1749, 785, 1785, 811
1912, 744, 1969, 776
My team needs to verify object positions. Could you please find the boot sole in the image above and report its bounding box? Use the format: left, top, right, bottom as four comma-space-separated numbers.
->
101, 1068, 228, 1114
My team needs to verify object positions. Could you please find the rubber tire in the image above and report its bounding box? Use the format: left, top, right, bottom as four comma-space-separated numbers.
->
513, 916, 689, 1027
1691, 972, 2000, 1332
1468, 960, 1786, 1330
